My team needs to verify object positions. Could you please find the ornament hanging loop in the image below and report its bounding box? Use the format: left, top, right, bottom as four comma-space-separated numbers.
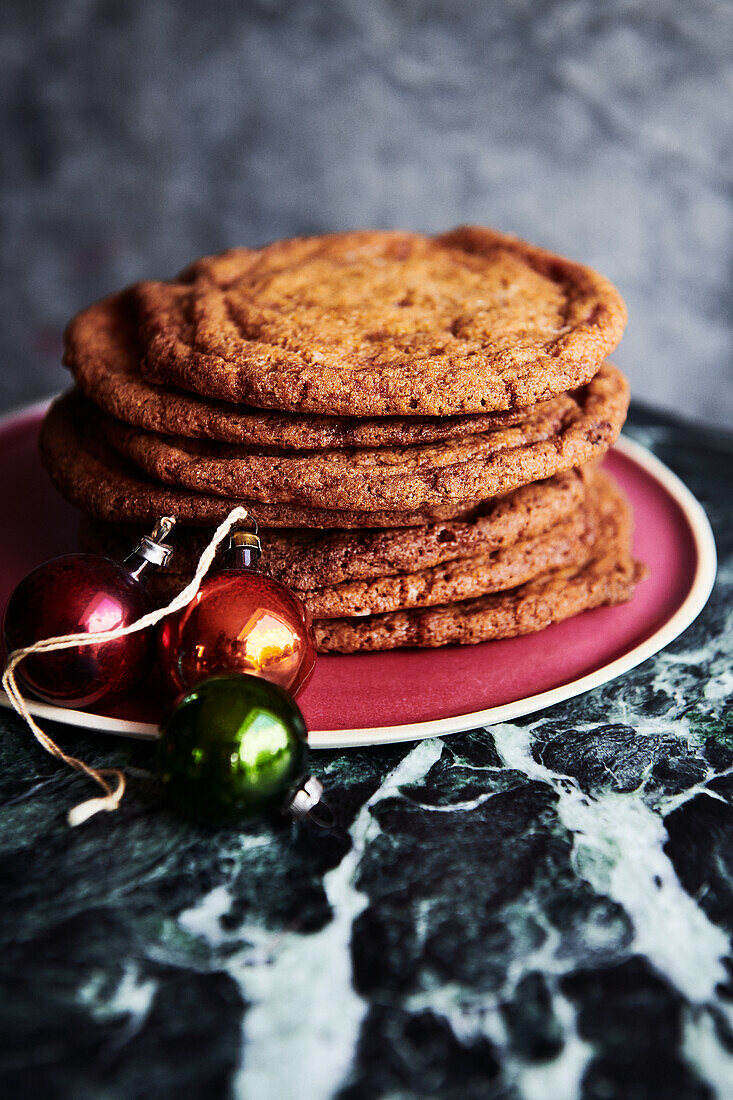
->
283, 776, 337, 831
151, 516, 177, 543
126, 515, 177, 571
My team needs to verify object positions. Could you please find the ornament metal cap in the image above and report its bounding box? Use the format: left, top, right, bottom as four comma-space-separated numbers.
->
226, 524, 262, 567
228, 528, 262, 550
132, 516, 177, 567
282, 776, 336, 829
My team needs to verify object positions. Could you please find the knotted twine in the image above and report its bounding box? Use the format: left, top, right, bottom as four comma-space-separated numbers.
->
2, 506, 250, 827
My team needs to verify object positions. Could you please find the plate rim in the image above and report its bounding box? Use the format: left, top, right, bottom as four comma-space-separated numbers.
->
0, 401, 717, 749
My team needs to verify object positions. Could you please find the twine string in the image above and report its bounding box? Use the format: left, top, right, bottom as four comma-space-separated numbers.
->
1, 506, 250, 827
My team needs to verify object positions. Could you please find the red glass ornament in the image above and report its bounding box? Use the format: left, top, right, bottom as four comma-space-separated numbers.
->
158, 532, 316, 698
2, 520, 175, 708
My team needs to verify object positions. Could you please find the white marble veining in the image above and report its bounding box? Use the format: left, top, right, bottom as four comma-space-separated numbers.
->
178, 739, 444, 1100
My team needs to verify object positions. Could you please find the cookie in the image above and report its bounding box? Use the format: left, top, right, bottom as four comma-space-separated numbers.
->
302, 484, 598, 617
65, 291, 546, 448
134, 493, 595, 618
133, 227, 627, 416
102, 362, 628, 510
40, 391, 494, 528
313, 479, 646, 652
105, 475, 644, 649
78, 465, 593, 588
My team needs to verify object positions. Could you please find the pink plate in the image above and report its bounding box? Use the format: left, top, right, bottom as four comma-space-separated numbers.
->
0, 400, 716, 749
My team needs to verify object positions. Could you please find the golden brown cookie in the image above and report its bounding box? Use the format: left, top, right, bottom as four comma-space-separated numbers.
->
300, 486, 597, 617
313, 478, 646, 652
106, 474, 644, 648
78, 465, 593, 588
119, 506, 593, 619
101, 363, 628, 510
80, 477, 597, 617
40, 391, 494, 528
133, 228, 626, 416
65, 291, 546, 448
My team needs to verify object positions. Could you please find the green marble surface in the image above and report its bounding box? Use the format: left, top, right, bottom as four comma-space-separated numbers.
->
1, 406, 731, 1100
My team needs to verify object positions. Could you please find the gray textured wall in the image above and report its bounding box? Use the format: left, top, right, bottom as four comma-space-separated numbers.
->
2, 0, 732, 426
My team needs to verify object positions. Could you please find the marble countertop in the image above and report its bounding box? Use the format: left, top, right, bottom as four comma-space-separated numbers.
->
1, 405, 731, 1100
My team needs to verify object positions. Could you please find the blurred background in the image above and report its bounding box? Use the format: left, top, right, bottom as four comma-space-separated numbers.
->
2, 0, 731, 426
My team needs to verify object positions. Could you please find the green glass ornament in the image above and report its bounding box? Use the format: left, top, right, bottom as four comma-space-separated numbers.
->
158, 672, 325, 823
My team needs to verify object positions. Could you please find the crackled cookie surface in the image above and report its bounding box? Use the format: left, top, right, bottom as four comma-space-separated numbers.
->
79, 466, 592, 588
40, 392, 495, 529
101, 363, 628, 510
65, 291, 545, 448
128, 227, 626, 415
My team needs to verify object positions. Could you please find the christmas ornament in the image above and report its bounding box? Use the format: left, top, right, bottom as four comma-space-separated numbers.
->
3, 505, 333, 830
158, 526, 316, 698
3, 517, 176, 707
158, 672, 329, 824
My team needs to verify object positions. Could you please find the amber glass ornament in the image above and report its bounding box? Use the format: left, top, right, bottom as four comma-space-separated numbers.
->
158, 531, 316, 698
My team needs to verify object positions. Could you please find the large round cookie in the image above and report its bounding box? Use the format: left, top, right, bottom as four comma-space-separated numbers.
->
313, 480, 646, 652
118, 476, 645, 650
123, 494, 597, 619
65, 291, 545, 448
132, 227, 627, 416
78, 465, 592, 588
40, 392, 494, 528
102, 363, 628, 510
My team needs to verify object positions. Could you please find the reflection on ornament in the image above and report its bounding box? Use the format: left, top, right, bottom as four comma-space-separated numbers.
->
3, 518, 176, 707
158, 529, 316, 697
158, 672, 311, 821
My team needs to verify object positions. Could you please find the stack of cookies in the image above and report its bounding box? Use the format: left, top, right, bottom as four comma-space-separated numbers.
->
40, 227, 645, 653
